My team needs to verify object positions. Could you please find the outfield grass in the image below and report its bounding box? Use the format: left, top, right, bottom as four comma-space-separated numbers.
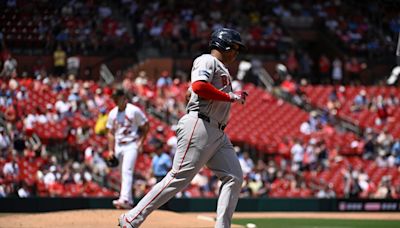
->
232, 218, 400, 228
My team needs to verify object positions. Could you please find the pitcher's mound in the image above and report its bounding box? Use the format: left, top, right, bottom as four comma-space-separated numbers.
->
0, 209, 242, 228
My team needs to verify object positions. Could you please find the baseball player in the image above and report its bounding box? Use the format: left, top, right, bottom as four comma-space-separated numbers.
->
118, 28, 247, 228
107, 89, 149, 209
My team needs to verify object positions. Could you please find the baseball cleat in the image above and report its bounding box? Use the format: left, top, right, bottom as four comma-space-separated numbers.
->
118, 213, 135, 228
113, 199, 134, 209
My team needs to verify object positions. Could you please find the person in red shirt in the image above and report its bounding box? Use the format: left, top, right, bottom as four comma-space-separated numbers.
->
319, 54, 331, 84
345, 57, 366, 84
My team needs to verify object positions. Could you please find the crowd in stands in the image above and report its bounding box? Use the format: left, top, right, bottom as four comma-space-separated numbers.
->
0, 0, 333, 56
1, 0, 398, 62
1, 0, 134, 55
2, 64, 399, 199
1, 0, 400, 200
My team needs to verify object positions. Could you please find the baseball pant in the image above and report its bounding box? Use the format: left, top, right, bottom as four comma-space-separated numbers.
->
115, 142, 138, 204
125, 112, 243, 228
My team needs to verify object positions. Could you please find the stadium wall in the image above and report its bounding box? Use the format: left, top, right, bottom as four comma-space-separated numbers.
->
1, 198, 399, 213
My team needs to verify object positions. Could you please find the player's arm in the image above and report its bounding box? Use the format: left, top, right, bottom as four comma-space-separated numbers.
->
107, 129, 115, 156
106, 112, 115, 157
137, 121, 149, 153
191, 80, 231, 101
192, 80, 247, 103
191, 57, 247, 103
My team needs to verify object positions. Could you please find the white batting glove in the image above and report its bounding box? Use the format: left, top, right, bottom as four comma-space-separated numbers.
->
229, 91, 248, 104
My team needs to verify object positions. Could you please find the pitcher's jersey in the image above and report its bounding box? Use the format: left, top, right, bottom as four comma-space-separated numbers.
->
106, 103, 148, 144
186, 54, 233, 124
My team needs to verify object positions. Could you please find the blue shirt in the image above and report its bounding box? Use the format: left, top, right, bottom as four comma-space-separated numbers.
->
152, 153, 172, 177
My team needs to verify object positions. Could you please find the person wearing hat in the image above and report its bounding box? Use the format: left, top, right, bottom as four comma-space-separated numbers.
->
106, 88, 149, 209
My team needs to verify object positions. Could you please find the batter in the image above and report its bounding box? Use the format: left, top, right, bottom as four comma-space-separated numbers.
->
119, 28, 248, 228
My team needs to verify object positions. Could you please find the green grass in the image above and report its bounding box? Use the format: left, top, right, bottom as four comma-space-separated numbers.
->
232, 218, 400, 228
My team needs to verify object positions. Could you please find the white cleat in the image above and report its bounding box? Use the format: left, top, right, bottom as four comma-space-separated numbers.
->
113, 199, 134, 209
118, 213, 135, 228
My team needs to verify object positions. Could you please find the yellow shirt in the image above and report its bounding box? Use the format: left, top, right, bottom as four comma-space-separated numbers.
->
95, 114, 108, 135
54, 50, 66, 67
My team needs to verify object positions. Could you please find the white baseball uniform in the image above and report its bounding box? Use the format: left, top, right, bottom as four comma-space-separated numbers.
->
106, 103, 148, 204
124, 54, 243, 228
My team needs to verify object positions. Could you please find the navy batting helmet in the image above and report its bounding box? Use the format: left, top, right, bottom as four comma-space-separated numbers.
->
209, 28, 246, 52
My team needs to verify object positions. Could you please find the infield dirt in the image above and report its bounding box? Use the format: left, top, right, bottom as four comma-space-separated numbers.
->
1, 210, 399, 228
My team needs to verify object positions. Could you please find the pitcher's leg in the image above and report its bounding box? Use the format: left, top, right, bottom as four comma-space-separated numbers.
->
120, 143, 138, 203
207, 137, 243, 228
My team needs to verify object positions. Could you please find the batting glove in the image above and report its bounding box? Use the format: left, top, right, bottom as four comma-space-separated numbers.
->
229, 91, 248, 104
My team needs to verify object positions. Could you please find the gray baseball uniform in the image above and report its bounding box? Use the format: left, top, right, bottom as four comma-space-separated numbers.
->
124, 54, 243, 228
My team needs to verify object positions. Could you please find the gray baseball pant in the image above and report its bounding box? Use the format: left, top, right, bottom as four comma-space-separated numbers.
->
125, 112, 243, 228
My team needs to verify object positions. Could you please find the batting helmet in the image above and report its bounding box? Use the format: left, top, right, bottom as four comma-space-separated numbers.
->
209, 28, 246, 52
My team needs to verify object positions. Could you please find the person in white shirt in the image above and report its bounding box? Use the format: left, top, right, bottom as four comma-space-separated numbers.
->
106, 89, 149, 209
0, 127, 11, 155
291, 139, 304, 172
300, 120, 312, 135
238, 151, 254, 176
55, 93, 72, 118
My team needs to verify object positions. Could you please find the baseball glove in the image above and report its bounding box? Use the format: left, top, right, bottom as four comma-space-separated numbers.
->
105, 154, 119, 168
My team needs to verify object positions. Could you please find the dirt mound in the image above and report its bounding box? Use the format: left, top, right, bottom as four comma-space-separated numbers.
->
0, 209, 224, 228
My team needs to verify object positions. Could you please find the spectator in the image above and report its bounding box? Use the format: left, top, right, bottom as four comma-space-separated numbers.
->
15, 87, 28, 101
191, 169, 211, 197
315, 140, 328, 171
374, 96, 390, 126
357, 168, 370, 197
326, 88, 341, 115
374, 176, 396, 199
280, 74, 297, 95
248, 174, 263, 197
391, 140, 400, 166
53, 45, 67, 77
156, 70, 173, 95
343, 166, 362, 198
345, 57, 366, 84
362, 129, 376, 160
0, 126, 11, 156
12, 131, 26, 155
17, 182, 31, 198
286, 50, 299, 76
94, 107, 109, 135
45, 104, 60, 123
55, 93, 72, 118
3, 156, 19, 180
151, 139, 172, 183
299, 52, 313, 79
291, 138, 304, 172
351, 89, 368, 112
67, 56, 80, 76
0, 53, 17, 79
318, 54, 330, 84
303, 138, 318, 171
331, 57, 343, 84
238, 151, 254, 176
299, 120, 312, 135
122, 70, 135, 92
316, 183, 336, 198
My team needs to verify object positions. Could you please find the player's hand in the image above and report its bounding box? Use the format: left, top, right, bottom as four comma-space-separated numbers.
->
229, 91, 248, 104
107, 150, 115, 159
105, 150, 119, 168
